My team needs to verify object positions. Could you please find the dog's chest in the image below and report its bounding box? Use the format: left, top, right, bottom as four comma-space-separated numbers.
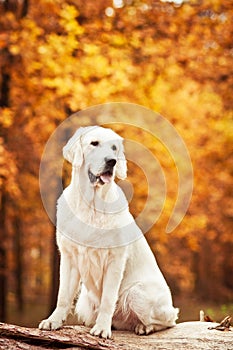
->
77, 246, 109, 290
81, 204, 115, 229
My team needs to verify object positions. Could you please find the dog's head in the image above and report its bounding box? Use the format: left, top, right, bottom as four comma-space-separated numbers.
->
63, 126, 127, 185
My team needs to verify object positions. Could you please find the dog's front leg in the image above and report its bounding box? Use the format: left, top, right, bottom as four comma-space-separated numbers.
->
90, 251, 127, 339
39, 248, 80, 330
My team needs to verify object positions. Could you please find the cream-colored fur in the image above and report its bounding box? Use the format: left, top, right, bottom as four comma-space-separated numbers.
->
39, 126, 178, 338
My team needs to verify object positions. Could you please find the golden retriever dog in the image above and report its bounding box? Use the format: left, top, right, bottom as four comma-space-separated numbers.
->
39, 126, 178, 338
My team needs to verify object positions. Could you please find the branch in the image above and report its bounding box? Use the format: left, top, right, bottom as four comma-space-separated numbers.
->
0, 321, 232, 350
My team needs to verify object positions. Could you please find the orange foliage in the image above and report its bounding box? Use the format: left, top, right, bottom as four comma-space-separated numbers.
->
0, 0, 232, 319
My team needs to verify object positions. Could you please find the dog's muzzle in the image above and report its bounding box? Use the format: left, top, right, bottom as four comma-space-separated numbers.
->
88, 158, 116, 185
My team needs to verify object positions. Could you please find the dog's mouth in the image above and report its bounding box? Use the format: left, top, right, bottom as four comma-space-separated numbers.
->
88, 169, 113, 185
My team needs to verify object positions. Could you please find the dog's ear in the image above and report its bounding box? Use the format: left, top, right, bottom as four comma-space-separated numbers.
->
63, 127, 84, 167
116, 143, 127, 180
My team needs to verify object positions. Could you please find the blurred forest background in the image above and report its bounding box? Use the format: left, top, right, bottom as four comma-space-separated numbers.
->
0, 0, 232, 327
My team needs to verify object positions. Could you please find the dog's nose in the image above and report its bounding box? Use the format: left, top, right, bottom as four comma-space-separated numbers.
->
105, 158, 116, 167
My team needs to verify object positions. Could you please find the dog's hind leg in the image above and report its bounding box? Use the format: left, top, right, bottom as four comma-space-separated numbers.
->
126, 282, 179, 335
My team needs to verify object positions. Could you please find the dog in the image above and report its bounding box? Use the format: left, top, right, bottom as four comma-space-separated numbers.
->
39, 126, 179, 338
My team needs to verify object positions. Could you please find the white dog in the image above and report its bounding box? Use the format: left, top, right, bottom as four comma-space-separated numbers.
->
39, 126, 178, 338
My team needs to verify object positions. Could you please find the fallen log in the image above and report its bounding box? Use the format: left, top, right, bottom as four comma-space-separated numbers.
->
0, 321, 232, 350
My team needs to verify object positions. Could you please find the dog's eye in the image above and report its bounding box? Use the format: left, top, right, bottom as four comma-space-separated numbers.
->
90, 141, 99, 146
112, 145, 117, 151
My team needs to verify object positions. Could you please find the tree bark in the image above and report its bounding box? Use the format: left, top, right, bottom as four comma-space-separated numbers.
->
0, 35, 11, 327
14, 216, 24, 312
3, 0, 29, 18
0, 322, 232, 350
0, 189, 7, 321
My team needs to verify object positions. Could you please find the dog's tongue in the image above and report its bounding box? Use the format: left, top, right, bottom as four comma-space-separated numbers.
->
100, 173, 111, 183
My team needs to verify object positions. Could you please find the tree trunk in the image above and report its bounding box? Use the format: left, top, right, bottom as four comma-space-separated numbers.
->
0, 321, 232, 350
0, 0, 29, 320
0, 189, 7, 321
0, 73, 10, 107
3, 0, 29, 18
0, 26, 12, 324
193, 237, 216, 300
14, 216, 24, 312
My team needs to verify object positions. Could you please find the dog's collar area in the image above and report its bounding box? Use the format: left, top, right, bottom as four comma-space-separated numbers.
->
88, 169, 113, 185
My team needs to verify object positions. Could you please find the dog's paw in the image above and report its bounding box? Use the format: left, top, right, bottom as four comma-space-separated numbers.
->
39, 318, 63, 330
90, 323, 112, 339
135, 323, 157, 335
